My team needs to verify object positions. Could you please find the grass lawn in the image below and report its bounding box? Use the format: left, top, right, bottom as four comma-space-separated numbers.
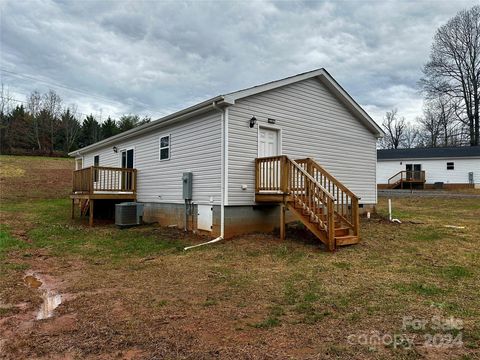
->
0, 155, 479, 359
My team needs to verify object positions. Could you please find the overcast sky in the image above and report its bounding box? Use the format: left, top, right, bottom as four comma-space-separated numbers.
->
1, 0, 478, 125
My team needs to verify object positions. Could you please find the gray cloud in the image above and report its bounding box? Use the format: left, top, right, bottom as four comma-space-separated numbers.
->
1, 0, 477, 124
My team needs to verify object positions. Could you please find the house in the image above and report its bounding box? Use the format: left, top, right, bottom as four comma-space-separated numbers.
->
377, 147, 480, 189
68, 68, 383, 250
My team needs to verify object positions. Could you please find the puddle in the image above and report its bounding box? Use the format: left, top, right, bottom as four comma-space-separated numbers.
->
24, 273, 62, 320
24, 275, 42, 289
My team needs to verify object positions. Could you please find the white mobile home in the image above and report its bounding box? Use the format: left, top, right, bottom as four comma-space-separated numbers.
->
377, 147, 480, 189
69, 68, 383, 250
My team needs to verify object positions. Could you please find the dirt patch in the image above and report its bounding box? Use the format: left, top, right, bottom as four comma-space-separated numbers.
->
0, 155, 73, 202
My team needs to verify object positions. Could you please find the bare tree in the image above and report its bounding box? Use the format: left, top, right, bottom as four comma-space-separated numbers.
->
402, 123, 420, 148
42, 90, 62, 153
420, 5, 480, 146
418, 106, 442, 147
0, 83, 13, 115
27, 90, 42, 150
381, 109, 406, 149
60, 105, 81, 152
417, 97, 468, 147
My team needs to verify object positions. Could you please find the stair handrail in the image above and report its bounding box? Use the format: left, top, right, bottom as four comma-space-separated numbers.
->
388, 171, 404, 184
296, 158, 360, 238
284, 156, 335, 201
284, 156, 336, 250
295, 158, 359, 200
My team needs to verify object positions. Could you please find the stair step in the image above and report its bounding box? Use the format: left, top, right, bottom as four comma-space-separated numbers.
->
335, 235, 359, 246
334, 227, 350, 237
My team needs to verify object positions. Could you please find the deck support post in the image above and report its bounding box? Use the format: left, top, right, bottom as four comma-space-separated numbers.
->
89, 199, 94, 227
327, 199, 335, 252
280, 203, 286, 241
71, 199, 75, 219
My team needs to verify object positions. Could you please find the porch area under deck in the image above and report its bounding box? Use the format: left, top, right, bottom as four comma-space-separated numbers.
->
70, 166, 137, 226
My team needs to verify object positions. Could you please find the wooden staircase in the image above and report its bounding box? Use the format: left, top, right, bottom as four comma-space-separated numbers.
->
255, 156, 360, 251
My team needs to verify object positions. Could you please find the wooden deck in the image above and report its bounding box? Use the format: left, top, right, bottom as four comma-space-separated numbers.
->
70, 166, 137, 225
388, 170, 426, 189
255, 156, 360, 251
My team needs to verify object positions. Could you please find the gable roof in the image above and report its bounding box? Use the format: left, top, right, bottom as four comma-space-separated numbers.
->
377, 146, 480, 160
69, 68, 383, 156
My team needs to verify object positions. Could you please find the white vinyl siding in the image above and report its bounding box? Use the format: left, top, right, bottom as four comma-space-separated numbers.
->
377, 158, 480, 184
227, 77, 378, 205
82, 111, 222, 204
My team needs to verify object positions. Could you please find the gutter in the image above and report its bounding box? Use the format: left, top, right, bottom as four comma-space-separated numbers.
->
69, 95, 232, 157
184, 101, 227, 251
213, 101, 226, 239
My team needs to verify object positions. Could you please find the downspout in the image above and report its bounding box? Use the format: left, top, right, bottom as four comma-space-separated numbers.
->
184, 101, 226, 250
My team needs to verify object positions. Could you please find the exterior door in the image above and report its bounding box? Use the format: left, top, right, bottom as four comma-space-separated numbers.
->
258, 128, 279, 157
413, 164, 422, 180
121, 149, 134, 190
405, 164, 413, 180
258, 128, 280, 190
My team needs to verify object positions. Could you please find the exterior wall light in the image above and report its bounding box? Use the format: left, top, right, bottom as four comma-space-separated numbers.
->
249, 116, 257, 128
113, 146, 118, 153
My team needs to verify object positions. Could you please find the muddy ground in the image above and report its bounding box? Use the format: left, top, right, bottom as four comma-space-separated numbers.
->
0, 155, 479, 359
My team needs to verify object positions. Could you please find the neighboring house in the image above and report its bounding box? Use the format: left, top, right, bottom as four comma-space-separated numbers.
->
69, 68, 383, 250
377, 147, 480, 189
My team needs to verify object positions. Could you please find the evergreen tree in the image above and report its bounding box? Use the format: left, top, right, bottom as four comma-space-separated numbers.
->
101, 117, 119, 139
79, 114, 101, 148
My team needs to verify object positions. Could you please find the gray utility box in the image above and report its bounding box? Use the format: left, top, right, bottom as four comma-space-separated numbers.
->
469, 172, 474, 184
182, 172, 193, 200
115, 202, 144, 227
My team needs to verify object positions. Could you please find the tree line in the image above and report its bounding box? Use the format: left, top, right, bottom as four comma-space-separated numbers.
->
1, 6, 478, 154
381, 5, 479, 149
0, 88, 150, 156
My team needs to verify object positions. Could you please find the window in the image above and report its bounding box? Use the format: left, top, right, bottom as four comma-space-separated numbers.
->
94, 155, 99, 181
159, 135, 170, 161
75, 158, 83, 170
447, 162, 454, 170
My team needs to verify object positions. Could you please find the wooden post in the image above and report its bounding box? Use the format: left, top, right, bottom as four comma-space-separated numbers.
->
89, 199, 94, 227
71, 199, 75, 219
280, 202, 286, 240
327, 199, 335, 251
280, 156, 288, 193
352, 197, 360, 238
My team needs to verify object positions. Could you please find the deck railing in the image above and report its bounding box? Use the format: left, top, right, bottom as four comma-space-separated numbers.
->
255, 155, 337, 250
72, 166, 137, 194
296, 158, 359, 236
388, 170, 425, 186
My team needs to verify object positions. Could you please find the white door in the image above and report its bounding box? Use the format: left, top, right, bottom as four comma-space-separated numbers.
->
258, 128, 280, 190
197, 205, 213, 231
258, 128, 279, 157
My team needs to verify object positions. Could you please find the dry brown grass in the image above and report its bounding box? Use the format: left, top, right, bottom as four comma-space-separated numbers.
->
0, 155, 479, 359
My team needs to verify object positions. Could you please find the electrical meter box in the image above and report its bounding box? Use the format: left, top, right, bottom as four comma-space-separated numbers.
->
469, 172, 474, 184
182, 172, 193, 200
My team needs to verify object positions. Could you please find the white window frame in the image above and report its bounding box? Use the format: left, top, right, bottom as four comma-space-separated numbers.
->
159, 134, 171, 161
93, 154, 100, 167
75, 157, 84, 170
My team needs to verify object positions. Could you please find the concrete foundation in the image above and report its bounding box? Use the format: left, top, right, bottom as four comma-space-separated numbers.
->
142, 202, 375, 239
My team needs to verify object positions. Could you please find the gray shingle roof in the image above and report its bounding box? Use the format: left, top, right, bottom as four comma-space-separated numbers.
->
377, 146, 480, 160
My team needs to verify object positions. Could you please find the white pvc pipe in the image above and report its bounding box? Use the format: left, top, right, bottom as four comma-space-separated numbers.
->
184, 236, 223, 251
389, 198, 402, 223
388, 198, 392, 221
